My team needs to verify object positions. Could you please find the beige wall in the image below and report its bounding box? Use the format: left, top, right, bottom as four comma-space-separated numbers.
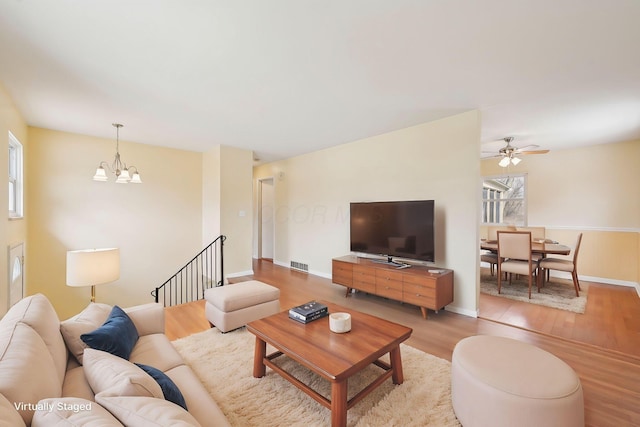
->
481, 139, 640, 285
27, 128, 203, 319
254, 110, 481, 316
220, 146, 254, 276
202, 145, 254, 277
202, 146, 221, 243
0, 84, 28, 316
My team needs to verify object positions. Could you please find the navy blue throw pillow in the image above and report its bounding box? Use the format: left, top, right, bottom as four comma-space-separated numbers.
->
135, 363, 188, 410
81, 305, 139, 360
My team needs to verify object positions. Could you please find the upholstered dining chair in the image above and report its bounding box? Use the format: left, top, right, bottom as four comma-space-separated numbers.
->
497, 231, 538, 298
537, 233, 583, 297
481, 252, 499, 275
482, 225, 515, 276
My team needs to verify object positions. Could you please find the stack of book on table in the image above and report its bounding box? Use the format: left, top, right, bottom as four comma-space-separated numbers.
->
288, 301, 328, 324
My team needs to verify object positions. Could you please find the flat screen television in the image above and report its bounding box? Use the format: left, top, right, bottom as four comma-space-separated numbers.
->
350, 200, 435, 263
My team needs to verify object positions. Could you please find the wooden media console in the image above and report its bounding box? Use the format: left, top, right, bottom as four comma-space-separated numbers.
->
332, 255, 453, 319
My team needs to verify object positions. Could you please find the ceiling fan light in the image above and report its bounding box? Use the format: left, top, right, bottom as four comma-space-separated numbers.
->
511, 157, 522, 165
498, 157, 510, 167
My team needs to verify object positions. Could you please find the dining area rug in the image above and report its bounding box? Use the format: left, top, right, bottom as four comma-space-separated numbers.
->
480, 272, 588, 313
172, 327, 460, 427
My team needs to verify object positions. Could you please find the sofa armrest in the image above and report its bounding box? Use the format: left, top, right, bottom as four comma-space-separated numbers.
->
124, 303, 165, 336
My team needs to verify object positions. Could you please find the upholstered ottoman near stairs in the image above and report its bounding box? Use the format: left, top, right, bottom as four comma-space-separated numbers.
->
451, 335, 584, 427
204, 280, 280, 332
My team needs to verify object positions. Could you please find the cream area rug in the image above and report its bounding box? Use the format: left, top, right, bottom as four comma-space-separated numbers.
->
480, 272, 588, 314
172, 328, 460, 427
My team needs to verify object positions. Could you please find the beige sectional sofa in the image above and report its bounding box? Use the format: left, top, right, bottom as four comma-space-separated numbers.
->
0, 293, 230, 426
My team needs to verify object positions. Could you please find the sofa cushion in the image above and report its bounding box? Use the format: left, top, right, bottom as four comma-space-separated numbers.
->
123, 303, 165, 336
60, 302, 112, 364
4, 294, 68, 384
31, 397, 121, 426
83, 349, 162, 399
96, 395, 201, 427
129, 334, 185, 372
81, 306, 139, 360
0, 392, 26, 427
62, 365, 95, 402
135, 363, 187, 410
0, 323, 62, 425
164, 364, 231, 427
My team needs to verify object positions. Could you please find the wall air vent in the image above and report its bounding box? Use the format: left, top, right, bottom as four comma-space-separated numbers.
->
290, 261, 309, 273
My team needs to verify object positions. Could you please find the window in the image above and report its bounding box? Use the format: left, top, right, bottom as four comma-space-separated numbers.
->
8, 132, 23, 218
481, 174, 527, 226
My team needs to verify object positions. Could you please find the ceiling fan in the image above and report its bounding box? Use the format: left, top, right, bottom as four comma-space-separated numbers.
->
485, 137, 549, 167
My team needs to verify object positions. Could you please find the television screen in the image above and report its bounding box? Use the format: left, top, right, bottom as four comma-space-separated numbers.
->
350, 200, 435, 263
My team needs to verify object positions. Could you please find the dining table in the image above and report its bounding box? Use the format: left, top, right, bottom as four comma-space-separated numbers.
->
480, 239, 571, 256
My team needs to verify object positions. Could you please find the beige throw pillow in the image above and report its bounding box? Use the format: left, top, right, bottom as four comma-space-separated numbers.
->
96, 395, 201, 427
60, 303, 112, 364
82, 349, 162, 399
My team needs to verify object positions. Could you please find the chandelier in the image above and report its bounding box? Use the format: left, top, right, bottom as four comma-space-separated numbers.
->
93, 123, 142, 184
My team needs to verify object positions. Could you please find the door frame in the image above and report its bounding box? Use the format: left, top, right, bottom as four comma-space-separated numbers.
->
257, 177, 275, 260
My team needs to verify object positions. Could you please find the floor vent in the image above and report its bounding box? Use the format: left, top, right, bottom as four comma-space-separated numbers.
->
290, 261, 309, 273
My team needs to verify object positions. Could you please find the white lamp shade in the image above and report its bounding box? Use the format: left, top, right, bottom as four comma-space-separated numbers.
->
511, 156, 522, 165
93, 167, 108, 181
116, 169, 130, 183
498, 157, 510, 167
66, 248, 120, 287
130, 172, 142, 183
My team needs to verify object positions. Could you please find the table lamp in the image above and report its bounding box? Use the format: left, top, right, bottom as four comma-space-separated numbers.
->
66, 248, 120, 302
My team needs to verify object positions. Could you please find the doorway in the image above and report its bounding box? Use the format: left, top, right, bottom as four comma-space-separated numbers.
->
258, 178, 275, 261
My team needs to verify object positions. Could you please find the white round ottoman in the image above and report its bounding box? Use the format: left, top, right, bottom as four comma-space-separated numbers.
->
451, 335, 584, 427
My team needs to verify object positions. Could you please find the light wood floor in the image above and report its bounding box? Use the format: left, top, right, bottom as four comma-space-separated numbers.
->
479, 274, 640, 357
165, 259, 640, 427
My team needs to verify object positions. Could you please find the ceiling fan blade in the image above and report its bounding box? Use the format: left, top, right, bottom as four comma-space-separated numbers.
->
515, 144, 540, 151
520, 150, 549, 155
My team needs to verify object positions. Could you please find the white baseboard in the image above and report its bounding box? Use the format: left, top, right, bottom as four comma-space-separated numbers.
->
227, 270, 254, 279
311, 270, 331, 279
445, 305, 478, 318
273, 260, 287, 268
272, 259, 332, 279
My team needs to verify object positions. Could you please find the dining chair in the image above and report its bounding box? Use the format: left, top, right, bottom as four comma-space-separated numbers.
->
517, 226, 546, 241
481, 252, 498, 275
537, 233, 583, 297
483, 225, 515, 277
497, 231, 538, 298
487, 224, 517, 241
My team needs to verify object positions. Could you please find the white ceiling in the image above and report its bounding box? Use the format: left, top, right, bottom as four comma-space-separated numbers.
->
1, 0, 639, 163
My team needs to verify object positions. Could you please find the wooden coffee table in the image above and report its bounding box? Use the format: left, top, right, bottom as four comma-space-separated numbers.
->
246, 300, 412, 427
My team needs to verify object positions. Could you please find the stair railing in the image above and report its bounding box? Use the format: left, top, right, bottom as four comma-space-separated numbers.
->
152, 235, 226, 306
